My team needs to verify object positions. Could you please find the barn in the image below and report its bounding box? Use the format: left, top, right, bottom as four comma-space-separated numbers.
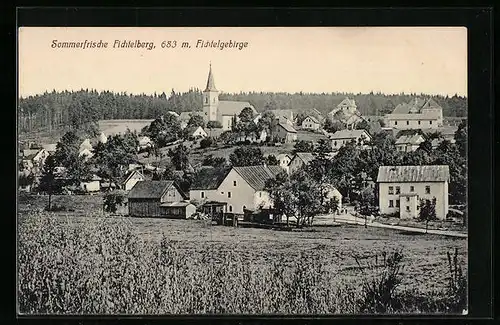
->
127, 180, 188, 217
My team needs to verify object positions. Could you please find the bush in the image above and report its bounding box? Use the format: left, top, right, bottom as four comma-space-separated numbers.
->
199, 137, 213, 149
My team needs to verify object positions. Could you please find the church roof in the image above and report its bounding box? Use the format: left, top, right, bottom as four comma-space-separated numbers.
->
204, 64, 217, 92
218, 101, 256, 116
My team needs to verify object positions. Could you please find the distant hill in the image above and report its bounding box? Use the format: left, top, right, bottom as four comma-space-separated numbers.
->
18, 89, 467, 134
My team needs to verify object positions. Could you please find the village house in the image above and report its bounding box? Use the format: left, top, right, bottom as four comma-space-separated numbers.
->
79, 175, 102, 193
128, 180, 188, 218
321, 183, 343, 213
395, 134, 426, 152
329, 129, 372, 150
99, 132, 108, 144
301, 115, 322, 131
21, 148, 50, 170
79, 139, 94, 160
328, 97, 363, 129
266, 109, 295, 126
138, 136, 152, 150
185, 126, 208, 140
276, 154, 292, 173
216, 165, 283, 215
274, 122, 298, 143
160, 201, 197, 219
421, 126, 458, 144
288, 152, 315, 174
202, 63, 258, 131
376, 165, 450, 220
235, 129, 267, 143
122, 169, 146, 191
190, 166, 231, 203
384, 98, 444, 130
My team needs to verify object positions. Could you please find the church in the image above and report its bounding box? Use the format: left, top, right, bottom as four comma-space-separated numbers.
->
202, 64, 257, 131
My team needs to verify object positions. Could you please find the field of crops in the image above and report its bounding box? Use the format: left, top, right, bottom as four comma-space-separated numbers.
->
18, 198, 467, 315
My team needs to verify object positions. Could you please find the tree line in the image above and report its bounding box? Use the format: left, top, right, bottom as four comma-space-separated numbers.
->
18, 89, 467, 134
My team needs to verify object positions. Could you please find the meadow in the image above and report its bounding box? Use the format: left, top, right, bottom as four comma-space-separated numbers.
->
18, 194, 467, 315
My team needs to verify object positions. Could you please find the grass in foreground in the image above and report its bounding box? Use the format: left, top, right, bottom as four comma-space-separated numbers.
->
18, 212, 467, 315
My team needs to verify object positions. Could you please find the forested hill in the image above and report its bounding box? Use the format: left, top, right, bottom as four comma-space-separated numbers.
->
18, 89, 467, 133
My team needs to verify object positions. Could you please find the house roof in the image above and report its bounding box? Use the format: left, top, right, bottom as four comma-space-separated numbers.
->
191, 167, 231, 190
376, 165, 450, 183
276, 153, 291, 161
122, 170, 145, 185
395, 134, 425, 145
293, 152, 315, 165
420, 126, 458, 136
337, 97, 356, 108
330, 129, 371, 140
233, 165, 283, 191
267, 109, 294, 121
218, 101, 257, 116
42, 143, 57, 152
160, 201, 194, 208
278, 122, 297, 133
304, 115, 321, 124
22, 149, 40, 157
390, 98, 442, 117
128, 180, 181, 199
185, 126, 207, 135
179, 111, 204, 122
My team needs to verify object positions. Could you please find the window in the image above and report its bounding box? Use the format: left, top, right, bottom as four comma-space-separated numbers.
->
429, 121, 433, 125
228, 192, 231, 198
395, 186, 401, 194
406, 121, 409, 125
388, 186, 394, 195
205, 97, 208, 104
406, 206, 410, 212
406, 197, 410, 202
418, 121, 421, 125
395, 121, 398, 125
389, 200, 394, 208
425, 186, 430, 194
396, 199, 400, 208
259, 192, 262, 197
410, 185, 414, 192
221, 191, 224, 194
334, 141, 337, 146
233, 181, 237, 186
201, 192, 205, 198
229, 205, 233, 212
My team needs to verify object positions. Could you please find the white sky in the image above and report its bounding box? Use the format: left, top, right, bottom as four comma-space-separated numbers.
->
18, 27, 467, 97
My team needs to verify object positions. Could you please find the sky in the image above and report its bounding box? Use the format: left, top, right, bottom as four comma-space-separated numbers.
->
18, 27, 467, 97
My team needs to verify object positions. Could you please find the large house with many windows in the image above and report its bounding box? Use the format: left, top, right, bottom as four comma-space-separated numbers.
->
384, 98, 444, 130
376, 165, 450, 220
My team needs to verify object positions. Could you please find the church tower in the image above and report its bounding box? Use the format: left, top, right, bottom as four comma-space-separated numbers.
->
202, 63, 219, 122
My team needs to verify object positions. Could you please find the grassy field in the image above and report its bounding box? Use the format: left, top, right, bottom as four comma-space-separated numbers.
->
18, 194, 467, 314
98, 119, 154, 136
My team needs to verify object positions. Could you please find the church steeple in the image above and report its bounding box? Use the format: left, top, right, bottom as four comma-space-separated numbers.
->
205, 62, 217, 92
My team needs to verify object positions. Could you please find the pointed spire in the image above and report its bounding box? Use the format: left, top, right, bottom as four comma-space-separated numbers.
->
204, 62, 217, 92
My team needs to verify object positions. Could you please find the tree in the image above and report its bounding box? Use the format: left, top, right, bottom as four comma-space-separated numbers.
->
143, 115, 181, 147
206, 120, 223, 129
229, 146, 265, 167
187, 114, 205, 128
257, 111, 277, 140
53, 130, 81, 168
103, 191, 126, 214
199, 137, 213, 149
294, 112, 307, 126
265, 154, 279, 165
168, 144, 190, 171
293, 140, 314, 155
290, 168, 325, 227
239, 107, 255, 123
419, 197, 437, 233
202, 154, 227, 168
358, 186, 376, 217
264, 171, 296, 226
323, 118, 344, 134
455, 119, 467, 157
355, 119, 370, 132
38, 155, 59, 211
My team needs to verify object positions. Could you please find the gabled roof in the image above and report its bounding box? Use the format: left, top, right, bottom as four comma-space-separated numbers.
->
278, 122, 297, 133
218, 101, 257, 116
191, 167, 231, 190
377, 165, 450, 183
276, 153, 291, 161
232, 165, 283, 191
185, 126, 207, 135
292, 152, 315, 165
160, 201, 194, 208
337, 97, 356, 108
122, 170, 145, 185
330, 129, 371, 140
267, 109, 294, 121
128, 180, 183, 199
303, 115, 321, 124
79, 139, 93, 152
391, 98, 442, 115
395, 134, 425, 145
